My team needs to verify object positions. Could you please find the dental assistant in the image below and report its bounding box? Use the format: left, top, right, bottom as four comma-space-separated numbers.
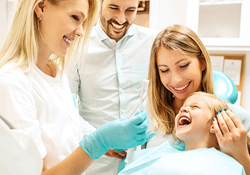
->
0, 0, 154, 174
66, 0, 159, 174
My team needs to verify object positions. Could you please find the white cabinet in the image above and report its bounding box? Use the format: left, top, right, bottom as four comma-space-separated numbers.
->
149, 0, 250, 51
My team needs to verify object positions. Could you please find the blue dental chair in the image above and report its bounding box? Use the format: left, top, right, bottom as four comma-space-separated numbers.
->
213, 70, 238, 104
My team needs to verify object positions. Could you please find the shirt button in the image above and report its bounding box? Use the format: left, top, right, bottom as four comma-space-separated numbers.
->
120, 88, 123, 93
118, 68, 122, 72
121, 109, 125, 113
117, 49, 119, 52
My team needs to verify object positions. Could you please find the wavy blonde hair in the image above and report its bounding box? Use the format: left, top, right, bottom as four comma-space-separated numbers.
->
148, 24, 214, 134
188, 92, 228, 120
0, 0, 99, 72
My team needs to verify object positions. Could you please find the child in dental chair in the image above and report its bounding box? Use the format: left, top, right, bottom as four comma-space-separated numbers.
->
119, 92, 250, 175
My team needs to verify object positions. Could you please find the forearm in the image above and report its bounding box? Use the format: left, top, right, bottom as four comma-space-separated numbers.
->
238, 155, 250, 175
42, 146, 94, 175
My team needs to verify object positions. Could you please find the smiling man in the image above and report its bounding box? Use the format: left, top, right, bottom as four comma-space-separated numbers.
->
100, 0, 138, 42
66, 0, 159, 174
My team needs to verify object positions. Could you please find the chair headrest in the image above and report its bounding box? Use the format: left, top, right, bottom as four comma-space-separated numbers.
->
213, 70, 238, 104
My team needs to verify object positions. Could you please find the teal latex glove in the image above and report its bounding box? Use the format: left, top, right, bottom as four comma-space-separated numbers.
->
79, 110, 154, 159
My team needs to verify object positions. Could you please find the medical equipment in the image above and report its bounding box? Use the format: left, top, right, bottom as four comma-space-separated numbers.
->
118, 80, 151, 173
136, 79, 149, 151
213, 70, 238, 104
138, 79, 149, 112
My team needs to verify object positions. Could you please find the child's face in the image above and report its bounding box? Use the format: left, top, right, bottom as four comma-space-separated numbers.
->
175, 94, 213, 142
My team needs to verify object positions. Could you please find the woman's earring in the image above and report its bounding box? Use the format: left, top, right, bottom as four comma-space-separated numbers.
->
37, 19, 40, 30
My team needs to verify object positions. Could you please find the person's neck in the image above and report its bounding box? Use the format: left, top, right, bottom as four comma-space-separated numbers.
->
184, 136, 218, 151
36, 53, 57, 78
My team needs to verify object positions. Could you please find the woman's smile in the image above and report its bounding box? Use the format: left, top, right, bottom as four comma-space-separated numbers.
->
157, 48, 205, 101
172, 82, 191, 92
63, 35, 72, 46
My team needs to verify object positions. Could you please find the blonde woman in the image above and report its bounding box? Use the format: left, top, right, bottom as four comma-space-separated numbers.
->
147, 24, 250, 174
0, 0, 153, 174
119, 92, 250, 175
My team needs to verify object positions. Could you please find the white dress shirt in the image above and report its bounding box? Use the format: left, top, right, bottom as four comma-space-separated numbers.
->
67, 22, 159, 175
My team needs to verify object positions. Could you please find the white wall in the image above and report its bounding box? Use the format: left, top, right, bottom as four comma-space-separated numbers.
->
150, 0, 189, 31
149, 0, 250, 112
208, 50, 250, 112
0, 0, 16, 49
242, 52, 250, 112
0, 0, 7, 49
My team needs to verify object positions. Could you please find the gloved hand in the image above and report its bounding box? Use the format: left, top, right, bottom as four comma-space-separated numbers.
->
79, 110, 154, 159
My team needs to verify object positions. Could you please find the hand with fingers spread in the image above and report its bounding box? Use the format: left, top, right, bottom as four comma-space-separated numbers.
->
213, 108, 250, 174
213, 108, 248, 157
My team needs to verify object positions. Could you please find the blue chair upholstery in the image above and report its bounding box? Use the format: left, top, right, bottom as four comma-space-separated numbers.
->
213, 70, 238, 104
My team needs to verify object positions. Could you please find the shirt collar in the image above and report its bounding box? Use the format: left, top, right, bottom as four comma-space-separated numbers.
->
95, 19, 135, 42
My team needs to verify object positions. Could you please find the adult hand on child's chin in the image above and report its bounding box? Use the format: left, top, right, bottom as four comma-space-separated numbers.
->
213, 109, 249, 160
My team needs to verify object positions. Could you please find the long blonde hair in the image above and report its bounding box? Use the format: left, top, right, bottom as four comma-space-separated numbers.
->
0, 0, 99, 72
148, 24, 214, 134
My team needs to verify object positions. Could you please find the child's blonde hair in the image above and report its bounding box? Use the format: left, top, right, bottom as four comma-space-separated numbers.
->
185, 92, 250, 154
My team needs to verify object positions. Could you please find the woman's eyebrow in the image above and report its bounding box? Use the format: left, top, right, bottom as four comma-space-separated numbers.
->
175, 58, 187, 65
108, 4, 119, 7
158, 64, 168, 67
78, 11, 86, 19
